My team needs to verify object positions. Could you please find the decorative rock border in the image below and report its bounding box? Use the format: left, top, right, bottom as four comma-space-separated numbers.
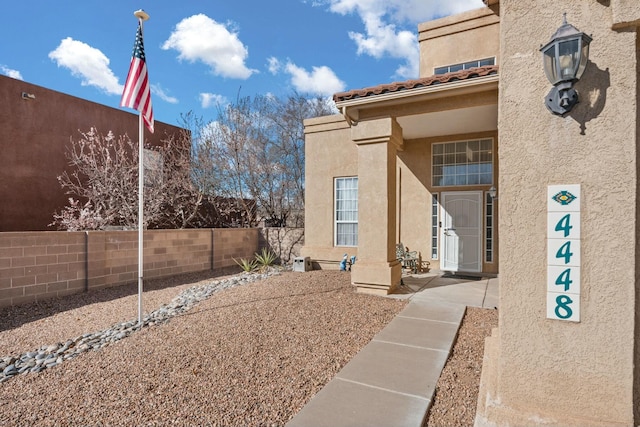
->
0, 269, 281, 384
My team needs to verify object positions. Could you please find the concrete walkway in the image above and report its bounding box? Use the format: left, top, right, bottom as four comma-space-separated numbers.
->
287, 272, 499, 427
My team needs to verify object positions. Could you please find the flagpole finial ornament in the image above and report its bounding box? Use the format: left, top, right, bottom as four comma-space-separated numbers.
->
134, 10, 149, 21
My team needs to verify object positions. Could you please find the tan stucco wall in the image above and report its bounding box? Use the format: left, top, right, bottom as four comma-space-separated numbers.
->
612, 0, 640, 29
476, 0, 639, 425
635, 23, 640, 427
419, 7, 500, 77
301, 115, 358, 266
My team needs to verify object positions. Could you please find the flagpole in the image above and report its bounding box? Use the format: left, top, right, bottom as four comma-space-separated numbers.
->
138, 112, 144, 325
134, 9, 149, 326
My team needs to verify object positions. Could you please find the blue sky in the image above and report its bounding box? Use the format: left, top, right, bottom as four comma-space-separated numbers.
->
1, 0, 484, 127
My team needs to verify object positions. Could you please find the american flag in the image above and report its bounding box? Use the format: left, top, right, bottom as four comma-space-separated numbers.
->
121, 21, 154, 133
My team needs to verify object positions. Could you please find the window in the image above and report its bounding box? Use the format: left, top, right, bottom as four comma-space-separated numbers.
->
335, 177, 358, 246
432, 139, 494, 187
434, 58, 495, 75
485, 192, 494, 263
431, 194, 439, 260
143, 148, 163, 188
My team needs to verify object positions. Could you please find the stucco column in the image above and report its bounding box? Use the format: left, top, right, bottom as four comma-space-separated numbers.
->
476, 2, 640, 426
350, 117, 402, 295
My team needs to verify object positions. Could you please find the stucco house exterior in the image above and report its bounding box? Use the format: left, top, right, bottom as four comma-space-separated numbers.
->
302, 6, 500, 294
302, 0, 640, 425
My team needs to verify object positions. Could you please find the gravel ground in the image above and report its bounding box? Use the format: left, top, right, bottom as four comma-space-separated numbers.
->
0, 270, 407, 426
0, 269, 498, 427
425, 306, 499, 427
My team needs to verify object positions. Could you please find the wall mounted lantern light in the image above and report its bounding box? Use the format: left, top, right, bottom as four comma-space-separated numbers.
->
540, 13, 592, 116
489, 186, 498, 200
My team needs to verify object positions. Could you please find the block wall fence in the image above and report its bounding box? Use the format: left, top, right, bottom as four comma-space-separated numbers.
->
0, 228, 260, 308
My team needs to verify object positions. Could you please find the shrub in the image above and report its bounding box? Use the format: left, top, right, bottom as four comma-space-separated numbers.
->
234, 257, 258, 273
255, 248, 278, 268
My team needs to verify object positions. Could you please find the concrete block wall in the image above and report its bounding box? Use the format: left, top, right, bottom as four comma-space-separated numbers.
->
213, 228, 259, 268
0, 232, 87, 307
86, 230, 214, 290
0, 228, 259, 308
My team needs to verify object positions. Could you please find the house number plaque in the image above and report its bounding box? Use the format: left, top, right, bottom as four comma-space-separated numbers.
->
547, 184, 580, 322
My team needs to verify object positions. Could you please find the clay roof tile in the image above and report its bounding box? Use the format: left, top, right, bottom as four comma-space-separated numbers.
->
333, 65, 499, 103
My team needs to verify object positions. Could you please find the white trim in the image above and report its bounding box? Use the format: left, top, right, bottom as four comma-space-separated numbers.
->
334, 176, 358, 247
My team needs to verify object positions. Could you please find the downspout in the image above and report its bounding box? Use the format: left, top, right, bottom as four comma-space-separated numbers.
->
341, 105, 358, 126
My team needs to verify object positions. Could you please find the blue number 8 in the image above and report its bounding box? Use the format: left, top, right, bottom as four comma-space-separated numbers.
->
554, 295, 573, 319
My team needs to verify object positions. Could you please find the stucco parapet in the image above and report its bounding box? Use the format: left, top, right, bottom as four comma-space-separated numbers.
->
612, 0, 640, 29
303, 114, 349, 134
418, 7, 499, 42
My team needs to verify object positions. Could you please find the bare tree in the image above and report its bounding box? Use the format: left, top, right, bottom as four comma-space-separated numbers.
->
51, 127, 202, 230
266, 93, 334, 226
192, 93, 333, 228
53, 92, 334, 232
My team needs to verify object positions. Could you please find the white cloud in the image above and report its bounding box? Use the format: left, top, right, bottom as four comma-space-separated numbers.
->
200, 93, 228, 109
151, 84, 179, 104
48, 37, 122, 94
284, 62, 346, 96
162, 14, 257, 80
326, 0, 484, 24
267, 57, 281, 75
348, 20, 419, 78
1, 65, 23, 80
321, 0, 484, 78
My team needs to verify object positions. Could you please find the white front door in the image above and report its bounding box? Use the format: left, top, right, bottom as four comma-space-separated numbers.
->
441, 191, 483, 272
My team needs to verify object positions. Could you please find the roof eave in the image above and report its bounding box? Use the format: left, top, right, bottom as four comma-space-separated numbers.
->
334, 73, 500, 110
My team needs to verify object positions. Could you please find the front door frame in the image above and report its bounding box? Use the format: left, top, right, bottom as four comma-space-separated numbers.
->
440, 191, 483, 273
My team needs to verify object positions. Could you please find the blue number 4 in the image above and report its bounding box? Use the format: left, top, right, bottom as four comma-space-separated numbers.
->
555, 268, 572, 291
555, 214, 572, 238
555, 241, 573, 264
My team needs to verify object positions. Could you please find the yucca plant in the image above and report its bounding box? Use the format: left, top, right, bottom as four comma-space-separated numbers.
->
254, 248, 278, 269
234, 257, 258, 273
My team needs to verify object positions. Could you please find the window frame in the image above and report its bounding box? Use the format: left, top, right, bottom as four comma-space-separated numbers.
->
431, 193, 439, 260
485, 192, 494, 263
432, 138, 495, 188
434, 57, 496, 75
334, 176, 358, 247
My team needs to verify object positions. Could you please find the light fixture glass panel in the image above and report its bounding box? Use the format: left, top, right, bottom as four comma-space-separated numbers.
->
558, 39, 580, 80
542, 44, 559, 84
576, 41, 590, 79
